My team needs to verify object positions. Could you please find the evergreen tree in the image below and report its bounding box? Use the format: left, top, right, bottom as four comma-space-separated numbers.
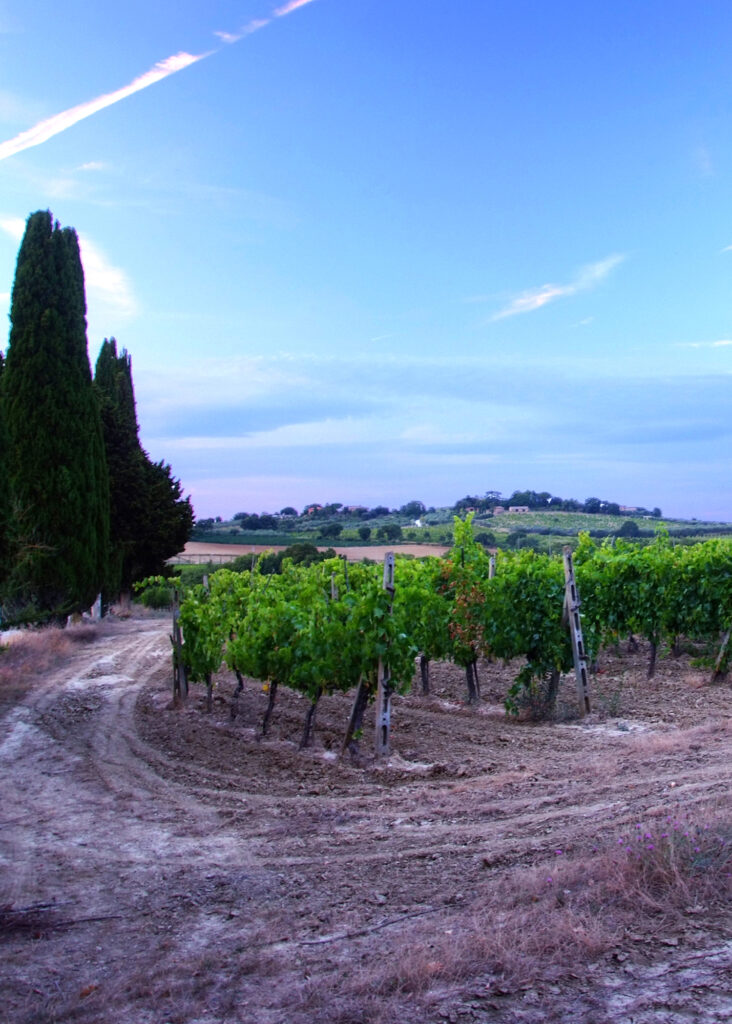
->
94, 337, 193, 593
0, 352, 9, 590
2, 211, 109, 622
94, 338, 145, 595
134, 457, 194, 580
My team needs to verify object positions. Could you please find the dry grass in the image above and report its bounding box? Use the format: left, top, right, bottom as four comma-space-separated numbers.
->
626, 719, 731, 754
0, 624, 101, 711
297, 803, 732, 1023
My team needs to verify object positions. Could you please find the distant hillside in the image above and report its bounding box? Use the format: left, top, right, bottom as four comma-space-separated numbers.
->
191, 502, 732, 555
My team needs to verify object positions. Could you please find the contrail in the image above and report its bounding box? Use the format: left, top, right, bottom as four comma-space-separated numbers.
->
0, 52, 208, 162
274, 0, 318, 14
215, 0, 318, 45
0, 0, 319, 163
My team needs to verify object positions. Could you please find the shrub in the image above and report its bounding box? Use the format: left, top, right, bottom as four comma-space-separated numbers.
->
138, 584, 174, 609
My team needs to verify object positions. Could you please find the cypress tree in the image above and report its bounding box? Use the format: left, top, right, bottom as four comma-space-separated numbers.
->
2, 211, 109, 622
94, 338, 144, 595
94, 338, 193, 595
0, 351, 9, 591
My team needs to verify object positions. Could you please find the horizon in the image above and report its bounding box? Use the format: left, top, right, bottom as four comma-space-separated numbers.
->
3, 2, 732, 522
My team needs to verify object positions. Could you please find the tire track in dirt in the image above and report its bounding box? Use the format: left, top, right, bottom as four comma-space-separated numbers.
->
0, 621, 278, 1024
2, 622, 732, 1024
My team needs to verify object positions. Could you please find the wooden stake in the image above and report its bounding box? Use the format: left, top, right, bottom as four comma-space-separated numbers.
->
713, 628, 731, 681
375, 552, 395, 757
562, 547, 591, 716
171, 588, 188, 703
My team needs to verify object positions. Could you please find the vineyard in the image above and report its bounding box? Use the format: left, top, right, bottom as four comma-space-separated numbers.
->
167, 516, 732, 751
3, 546, 732, 1023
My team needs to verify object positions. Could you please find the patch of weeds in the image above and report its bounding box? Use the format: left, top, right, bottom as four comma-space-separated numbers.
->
615, 809, 732, 909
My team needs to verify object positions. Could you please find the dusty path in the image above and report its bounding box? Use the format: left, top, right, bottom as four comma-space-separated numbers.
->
0, 622, 259, 1023
1, 620, 731, 1022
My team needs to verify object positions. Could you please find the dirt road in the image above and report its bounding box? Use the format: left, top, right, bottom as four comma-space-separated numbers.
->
1, 619, 731, 1022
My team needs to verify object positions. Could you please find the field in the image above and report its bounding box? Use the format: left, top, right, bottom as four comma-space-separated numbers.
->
178, 540, 452, 564
1, 615, 731, 1023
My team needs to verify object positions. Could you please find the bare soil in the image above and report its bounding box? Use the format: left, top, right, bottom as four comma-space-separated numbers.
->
1, 617, 731, 1023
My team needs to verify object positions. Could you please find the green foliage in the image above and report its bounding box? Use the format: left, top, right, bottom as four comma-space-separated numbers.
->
576, 533, 732, 676
616, 519, 640, 537
1, 211, 109, 622
178, 562, 218, 588
138, 584, 175, 609
393, 556, 451, 665
178, 584, 225, 685
94, 338, 192, 598
0, 352, 9, 588
179, 556, 417, 708
400, 500, 426, 519
173, 523, 732, 725
133, 457, 193, 579
94, 338, 143, 595
442, 514, 492, 672
486, 549, 572, 712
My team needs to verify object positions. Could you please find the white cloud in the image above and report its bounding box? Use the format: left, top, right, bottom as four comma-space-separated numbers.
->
78, 235, 137, 318
154, 415, 396, 452
0, 216, 25, 241
138, 355, 310, 408
491, 254, 625, 320
677, 339, 732, 349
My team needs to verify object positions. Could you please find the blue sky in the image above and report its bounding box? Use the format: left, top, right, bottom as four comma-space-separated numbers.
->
2, 0, 732, 520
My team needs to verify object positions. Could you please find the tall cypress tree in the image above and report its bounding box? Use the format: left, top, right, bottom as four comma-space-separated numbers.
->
94, 338, 146, 595
2, 211, 109, 621
0, 351, 9, 592
94, 337, 193, 595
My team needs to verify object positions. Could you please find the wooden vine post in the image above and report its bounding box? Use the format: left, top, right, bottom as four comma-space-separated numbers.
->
375, 551, 396, 757
562, 547, 591, 716
713, 628, 731, 681
171, 588, 188, 704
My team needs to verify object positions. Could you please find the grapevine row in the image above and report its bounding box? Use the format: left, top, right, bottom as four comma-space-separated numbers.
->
166, 517, 732, 744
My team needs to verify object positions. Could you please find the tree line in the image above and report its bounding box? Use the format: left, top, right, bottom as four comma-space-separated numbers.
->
199, 492, 664, 531
0, 210, 192, 624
